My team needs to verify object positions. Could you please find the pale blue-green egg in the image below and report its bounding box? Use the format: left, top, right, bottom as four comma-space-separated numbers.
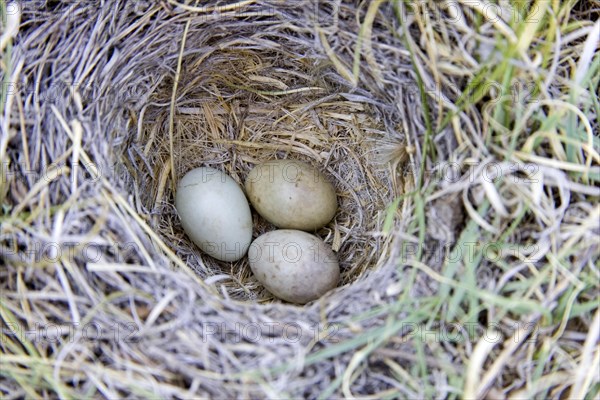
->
175, 167, 252, 262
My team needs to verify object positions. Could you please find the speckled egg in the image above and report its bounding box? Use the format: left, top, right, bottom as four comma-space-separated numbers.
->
175, 167, 252, 262
244, 160, 337, 231
248, 229, 340, 304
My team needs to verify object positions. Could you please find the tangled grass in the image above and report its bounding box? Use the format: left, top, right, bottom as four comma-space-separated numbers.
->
1, 0, 598, 398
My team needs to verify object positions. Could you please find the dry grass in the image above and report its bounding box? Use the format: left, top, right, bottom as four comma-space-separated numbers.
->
1, 0, 598, 399
131, 60, 396, 299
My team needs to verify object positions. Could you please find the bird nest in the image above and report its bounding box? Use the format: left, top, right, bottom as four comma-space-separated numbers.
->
2, 1, 598, 398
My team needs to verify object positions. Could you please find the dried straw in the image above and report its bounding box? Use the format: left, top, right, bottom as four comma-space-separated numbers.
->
1, 1, 598, 398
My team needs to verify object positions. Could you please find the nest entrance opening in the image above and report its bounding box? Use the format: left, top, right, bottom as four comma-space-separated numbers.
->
124, 46, 395, 303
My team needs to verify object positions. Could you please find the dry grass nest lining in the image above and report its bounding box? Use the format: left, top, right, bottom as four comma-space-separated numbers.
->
129, 44, 397, 301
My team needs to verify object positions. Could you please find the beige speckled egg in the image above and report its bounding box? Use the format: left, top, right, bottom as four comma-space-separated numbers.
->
244, 160, 337, 231
248, 229, 340, 304
175, 167, 252, 262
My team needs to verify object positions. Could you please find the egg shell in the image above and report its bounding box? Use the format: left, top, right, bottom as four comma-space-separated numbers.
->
175, 167, 252, 262
245, 160, 337, 231
248, 229, 340, 304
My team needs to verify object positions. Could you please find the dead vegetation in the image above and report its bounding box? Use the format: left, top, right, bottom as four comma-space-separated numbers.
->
1, 1, 598, 398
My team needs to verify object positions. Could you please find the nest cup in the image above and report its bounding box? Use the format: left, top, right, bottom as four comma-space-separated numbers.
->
126, 6, 398, 303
